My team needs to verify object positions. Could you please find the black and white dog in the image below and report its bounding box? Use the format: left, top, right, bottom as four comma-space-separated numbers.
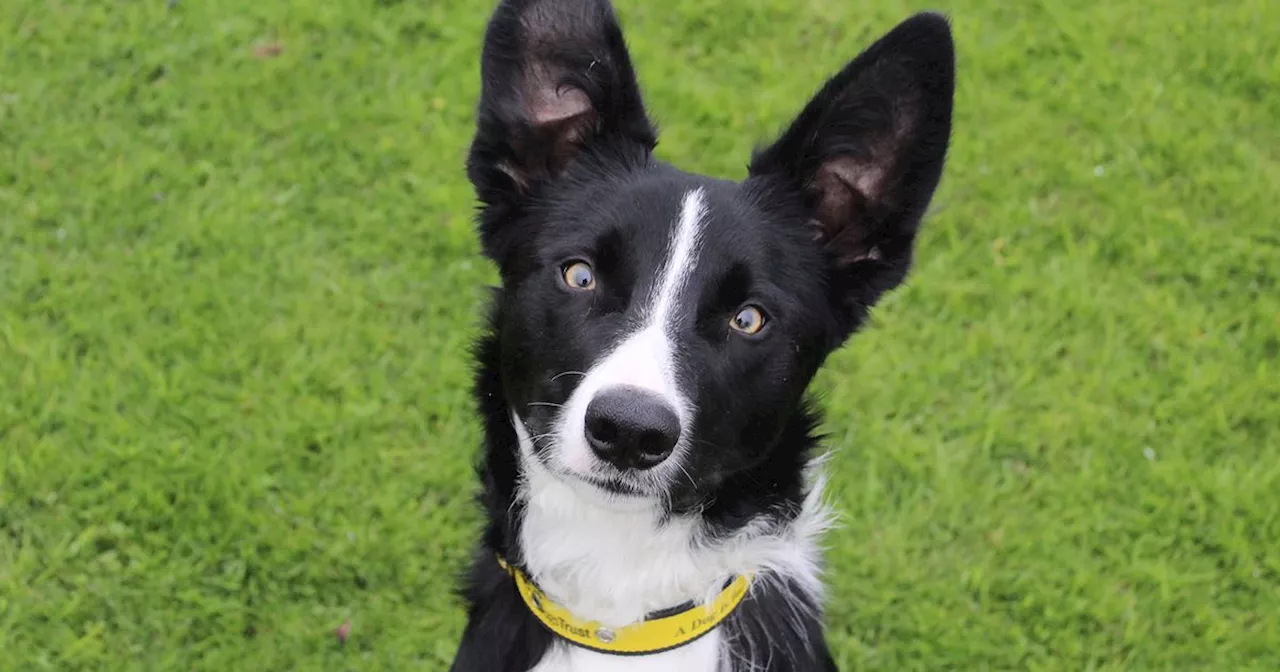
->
450, 0, 953, 669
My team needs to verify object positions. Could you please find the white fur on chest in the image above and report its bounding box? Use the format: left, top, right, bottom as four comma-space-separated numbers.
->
514, 422, 834, 670
518, 461, 736, 628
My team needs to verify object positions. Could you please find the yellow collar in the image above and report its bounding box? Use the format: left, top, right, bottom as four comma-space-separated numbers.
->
496, 555, 752, 655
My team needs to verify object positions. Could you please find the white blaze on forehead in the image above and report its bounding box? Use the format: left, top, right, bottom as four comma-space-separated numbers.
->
648, 188, 708, 329
550, 188, 708, 476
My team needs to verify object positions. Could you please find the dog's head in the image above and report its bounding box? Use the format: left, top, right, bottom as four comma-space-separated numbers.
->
468, 0, 954, 509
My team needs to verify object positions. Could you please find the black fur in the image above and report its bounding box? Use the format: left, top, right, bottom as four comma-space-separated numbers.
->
451, 1, 954, 669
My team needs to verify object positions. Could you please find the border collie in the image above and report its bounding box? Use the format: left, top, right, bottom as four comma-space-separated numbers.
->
449, 1, 954, 669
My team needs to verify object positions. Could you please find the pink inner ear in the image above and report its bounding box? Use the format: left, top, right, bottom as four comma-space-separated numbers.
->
812, 156, 889, 263
526, 65, 592, 125
821, 156, 886, 203
500, 64, 597, 190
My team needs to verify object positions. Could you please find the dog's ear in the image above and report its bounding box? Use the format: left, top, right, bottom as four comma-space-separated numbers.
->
748, 13, 955, 334
467, 0, 656, 208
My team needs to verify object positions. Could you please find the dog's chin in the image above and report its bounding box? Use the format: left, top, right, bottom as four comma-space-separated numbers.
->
537, 454, 666, 511
572, 471, 646, 497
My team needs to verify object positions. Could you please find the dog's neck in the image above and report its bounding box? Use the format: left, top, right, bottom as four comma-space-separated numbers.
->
510, 415, 834, 629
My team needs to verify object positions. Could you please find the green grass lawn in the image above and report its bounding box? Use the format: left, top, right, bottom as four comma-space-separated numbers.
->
2, 0, 1278, 669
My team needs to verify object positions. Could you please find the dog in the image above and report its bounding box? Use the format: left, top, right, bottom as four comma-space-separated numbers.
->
449, 0, 954, 669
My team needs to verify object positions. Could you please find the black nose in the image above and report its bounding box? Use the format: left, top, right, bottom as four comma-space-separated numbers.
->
584, 386, 681, 470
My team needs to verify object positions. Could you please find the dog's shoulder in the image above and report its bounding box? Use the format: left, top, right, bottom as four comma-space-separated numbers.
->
723, 572, 840, 671
449, 550, 554, 672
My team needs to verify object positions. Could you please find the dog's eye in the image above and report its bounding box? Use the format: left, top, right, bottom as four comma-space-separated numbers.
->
729, 306, 766, 335
562, 261, 596, 290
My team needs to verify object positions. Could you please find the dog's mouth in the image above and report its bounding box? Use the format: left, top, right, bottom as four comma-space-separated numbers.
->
533, 442, 658, 499
512, 411, 666, 500
575, 472, 646, 496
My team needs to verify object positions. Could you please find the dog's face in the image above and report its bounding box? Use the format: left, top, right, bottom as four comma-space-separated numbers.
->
468, 0, 953, 509
493, 171, 838, 507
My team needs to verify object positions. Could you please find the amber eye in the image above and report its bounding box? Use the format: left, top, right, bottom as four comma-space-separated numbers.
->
730, 306, 766, 335
562, 261, 596, 290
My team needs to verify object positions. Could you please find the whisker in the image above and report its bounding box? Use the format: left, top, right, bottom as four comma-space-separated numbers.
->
675, 461, 695, 486
526, 401, 566, 409
550, 371, 587, 382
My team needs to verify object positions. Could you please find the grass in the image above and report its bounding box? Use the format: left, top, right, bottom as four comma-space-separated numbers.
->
1, 0, 1278, 669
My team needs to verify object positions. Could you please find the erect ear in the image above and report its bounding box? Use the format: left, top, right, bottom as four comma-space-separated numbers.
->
467, 0, 656, 207
747, 13, 955, 331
